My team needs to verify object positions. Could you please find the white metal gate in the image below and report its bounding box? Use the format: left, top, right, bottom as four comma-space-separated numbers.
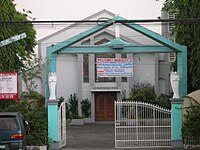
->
58, 102, 66, 148
115, 101, 171, 149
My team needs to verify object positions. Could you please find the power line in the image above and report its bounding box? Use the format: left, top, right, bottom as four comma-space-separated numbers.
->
1, 18, 200, 24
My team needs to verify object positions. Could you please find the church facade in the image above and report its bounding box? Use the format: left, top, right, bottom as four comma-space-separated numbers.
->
37, 10, 176, 122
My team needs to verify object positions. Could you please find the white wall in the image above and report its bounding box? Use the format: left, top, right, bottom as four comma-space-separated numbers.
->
133, 53, 157, 85
56, 54, 79, 101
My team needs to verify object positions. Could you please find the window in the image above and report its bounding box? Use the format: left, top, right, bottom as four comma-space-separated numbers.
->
83, 54, 89, 82
168, 53, 176, 62
0, 117, 19, 130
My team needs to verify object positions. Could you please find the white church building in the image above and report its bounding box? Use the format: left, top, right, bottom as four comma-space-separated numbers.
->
34, 10, 174, 122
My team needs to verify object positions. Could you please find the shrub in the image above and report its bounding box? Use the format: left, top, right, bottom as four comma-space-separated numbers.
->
68, 93, 79, 119
25, 106, 48, 146
81, 98, 91, 118
58, 96, 64, 108
20, 91, 48, 146
156, 94, 171, 109
129, 82, 156, 104
182, 97, 200, 140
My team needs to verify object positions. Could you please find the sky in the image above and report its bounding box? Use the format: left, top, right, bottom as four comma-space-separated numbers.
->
14, 0, 165, 40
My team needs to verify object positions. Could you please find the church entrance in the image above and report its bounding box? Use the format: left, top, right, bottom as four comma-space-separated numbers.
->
95, 92, 117, 121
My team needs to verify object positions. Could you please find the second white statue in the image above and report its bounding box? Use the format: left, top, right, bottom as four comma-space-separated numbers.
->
170, 71, 180, 99
48, 72, 57, 100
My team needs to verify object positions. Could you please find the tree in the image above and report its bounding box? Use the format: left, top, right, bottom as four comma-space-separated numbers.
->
0, 0, 36, 72
162, 0, 200, 92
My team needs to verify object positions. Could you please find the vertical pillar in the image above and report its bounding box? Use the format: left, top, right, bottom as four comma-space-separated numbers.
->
171, 46, 187, 149
177, 46, 187, 97
46, 48, 59, 149
170, 98, 183, 149
47, 100, 59, 149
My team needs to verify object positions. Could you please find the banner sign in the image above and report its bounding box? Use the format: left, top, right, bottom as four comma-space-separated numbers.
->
0, 72, 18, 101
96, 58, 133, 77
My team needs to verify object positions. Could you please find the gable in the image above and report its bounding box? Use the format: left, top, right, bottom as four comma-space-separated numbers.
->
38, 10, 116, 58
38, 9, 115, 43
47, 15, 185, 54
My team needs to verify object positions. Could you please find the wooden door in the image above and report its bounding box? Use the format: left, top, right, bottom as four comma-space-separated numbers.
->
95, 92, 117, 121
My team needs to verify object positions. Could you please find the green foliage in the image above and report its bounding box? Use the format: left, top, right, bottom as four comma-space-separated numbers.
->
0, 0, 36, 72
65, 102, 70, 119
21, 92, 48, 146
81, 98, 91, 118
0, 100, 17, 112
68, 93, 79, 119
0, 91, 48, 146
20, 91, 45, 107
128, 82, 171, 109
129, 82, 156, 104
25, 106, 48, 146
182, 97, 200, 140
163, 0, 200, 92
155, 94, 171, 109
58, 96, 64, 107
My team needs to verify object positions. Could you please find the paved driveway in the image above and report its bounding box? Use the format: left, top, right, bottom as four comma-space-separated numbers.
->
60, 123, 181, 150
61, 124, 115, 150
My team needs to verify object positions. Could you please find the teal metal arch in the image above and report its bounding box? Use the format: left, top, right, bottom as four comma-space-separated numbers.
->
46, 15, 187, 149
47, 16, 187, 97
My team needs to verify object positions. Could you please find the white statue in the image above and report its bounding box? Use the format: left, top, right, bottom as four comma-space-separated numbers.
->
48, 72, 57, 100
170, 71, 180, 99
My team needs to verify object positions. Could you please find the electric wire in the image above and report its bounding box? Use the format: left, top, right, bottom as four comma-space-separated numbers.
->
1, 18, 200, 24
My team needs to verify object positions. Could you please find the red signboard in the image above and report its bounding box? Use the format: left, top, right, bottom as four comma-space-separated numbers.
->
0, 72, 18, 101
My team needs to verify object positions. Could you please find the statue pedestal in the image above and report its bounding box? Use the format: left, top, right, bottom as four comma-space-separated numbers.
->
47, 100, 59, 150
170, 98, 184, 149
